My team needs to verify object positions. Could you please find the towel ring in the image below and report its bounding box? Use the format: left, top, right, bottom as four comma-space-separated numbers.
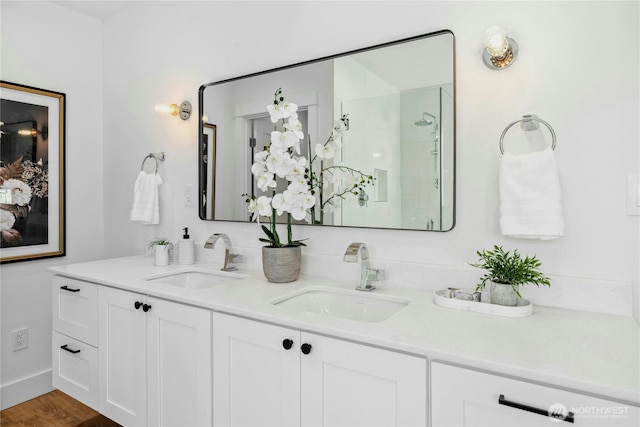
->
140, 152, 165, 173
499, 115, 556, 154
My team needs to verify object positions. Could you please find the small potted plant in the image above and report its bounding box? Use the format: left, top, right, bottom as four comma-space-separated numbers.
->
148, 238, 173, 266
469, 245, 551, 306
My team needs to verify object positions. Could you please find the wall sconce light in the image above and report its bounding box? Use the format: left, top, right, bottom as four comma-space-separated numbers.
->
483, 26, 518, 70
155, 101, 192, 120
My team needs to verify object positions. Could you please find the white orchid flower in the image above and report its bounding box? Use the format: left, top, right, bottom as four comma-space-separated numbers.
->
276, 156, 297, 179
247, 198, 258, 215
267, 104, 286, 123
282, 102, 298, 117
257, 173, 277, 192
251, 161, 267, 177
284, 117, 304, 140
254, 150, 269, 162
290, 204, 307, 221
301, 191, 316, 209
331, 129, 343, 148
256, 196, 273, 217
286, 158, 307, 181
271, 193, 290, 216
287, 180, 307, 194
315, 141, 336, 159
270, 130, 299, 150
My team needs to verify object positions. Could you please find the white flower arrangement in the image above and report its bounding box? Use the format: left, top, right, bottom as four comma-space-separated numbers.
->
245, 88, 374, 247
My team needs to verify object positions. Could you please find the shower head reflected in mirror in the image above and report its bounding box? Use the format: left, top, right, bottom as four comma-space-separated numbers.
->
415, 112, 436, 126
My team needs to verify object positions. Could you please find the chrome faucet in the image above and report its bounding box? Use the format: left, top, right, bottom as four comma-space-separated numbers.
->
343, 242, 382, 291
204, 233, 242, 271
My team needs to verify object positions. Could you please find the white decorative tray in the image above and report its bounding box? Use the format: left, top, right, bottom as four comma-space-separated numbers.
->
433, 289, 533, 318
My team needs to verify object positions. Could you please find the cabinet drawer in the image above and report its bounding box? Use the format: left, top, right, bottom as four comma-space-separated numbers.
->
52, 276, 98, 346
431, 362, 639, 426
52, 331, 98, 410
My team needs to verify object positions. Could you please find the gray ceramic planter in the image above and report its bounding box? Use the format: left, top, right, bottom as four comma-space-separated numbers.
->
262, 246, 302, 283
490, 281, 519, 306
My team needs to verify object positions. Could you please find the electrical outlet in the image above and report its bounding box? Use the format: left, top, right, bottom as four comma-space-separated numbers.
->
12, 327, 28, 351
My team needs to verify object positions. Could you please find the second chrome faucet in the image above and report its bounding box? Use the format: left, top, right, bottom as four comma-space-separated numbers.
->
343, 242, 383, 291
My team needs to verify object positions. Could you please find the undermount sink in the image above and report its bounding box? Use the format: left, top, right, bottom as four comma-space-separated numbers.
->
271, 286, 410, 323
144, 270, 244, 290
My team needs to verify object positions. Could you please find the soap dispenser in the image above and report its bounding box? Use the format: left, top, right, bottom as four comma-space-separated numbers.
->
178, 227, 195, 265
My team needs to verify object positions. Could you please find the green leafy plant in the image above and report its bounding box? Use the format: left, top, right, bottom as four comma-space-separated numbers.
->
469, 245, 551, 298
147, 238, 173, 250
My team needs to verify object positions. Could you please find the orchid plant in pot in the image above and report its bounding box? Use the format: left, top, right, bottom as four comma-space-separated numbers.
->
244, 89, 374, 282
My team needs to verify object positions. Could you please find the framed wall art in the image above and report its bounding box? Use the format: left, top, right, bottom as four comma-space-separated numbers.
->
0, 81, 65, 263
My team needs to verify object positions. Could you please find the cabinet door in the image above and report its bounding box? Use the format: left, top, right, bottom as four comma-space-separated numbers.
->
98, 286, 147, 427
301, 333, 427, 427
431, 362, 640, 427
147, 297, 212, 427
213, 313, 300, 427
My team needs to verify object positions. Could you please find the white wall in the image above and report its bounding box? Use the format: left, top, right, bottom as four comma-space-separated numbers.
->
102, 0, 639, 317
0, 0, 104, 409
1, 0, 638, 408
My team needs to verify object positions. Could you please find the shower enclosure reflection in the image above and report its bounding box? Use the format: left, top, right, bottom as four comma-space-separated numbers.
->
336, 85, 453, 230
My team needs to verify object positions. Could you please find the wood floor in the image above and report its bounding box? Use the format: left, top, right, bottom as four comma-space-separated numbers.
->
0, 390, 120, 427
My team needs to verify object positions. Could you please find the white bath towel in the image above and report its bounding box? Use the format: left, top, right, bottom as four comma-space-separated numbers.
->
130, 171, 162, 225
499, 147, 564, 239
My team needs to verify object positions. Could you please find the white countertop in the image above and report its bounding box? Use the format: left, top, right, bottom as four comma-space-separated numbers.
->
50, 256, 640, 405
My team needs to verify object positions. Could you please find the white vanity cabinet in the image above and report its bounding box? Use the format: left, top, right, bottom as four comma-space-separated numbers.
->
213, 312, 427, 427
98, 285, 212, 427
431, 362, 640, 427
52, 276, 99, 409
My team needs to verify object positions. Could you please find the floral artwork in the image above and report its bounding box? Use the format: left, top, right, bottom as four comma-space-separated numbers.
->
244, 88, 374, 247
0, 81, 65, 263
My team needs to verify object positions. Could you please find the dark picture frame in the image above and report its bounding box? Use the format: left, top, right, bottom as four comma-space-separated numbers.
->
0, 81, 65, 263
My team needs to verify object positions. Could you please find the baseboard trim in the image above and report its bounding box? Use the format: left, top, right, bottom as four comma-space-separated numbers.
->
0, 369, 53, 410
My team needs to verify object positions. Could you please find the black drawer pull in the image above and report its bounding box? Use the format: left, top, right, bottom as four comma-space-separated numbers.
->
60, 344, 81, 354
499, 394, 574, 423
60, 285, 80, 293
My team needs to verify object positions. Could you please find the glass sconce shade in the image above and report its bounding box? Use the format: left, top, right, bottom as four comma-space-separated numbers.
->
483, 26, 518, 70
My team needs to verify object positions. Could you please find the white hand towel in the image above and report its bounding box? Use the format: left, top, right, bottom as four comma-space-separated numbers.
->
499, 147, 564, 239
130, 171, 162, 225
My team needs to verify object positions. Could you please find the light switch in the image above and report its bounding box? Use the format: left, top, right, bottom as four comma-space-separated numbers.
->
627, 174, 640, 215
184, 184, 193, 207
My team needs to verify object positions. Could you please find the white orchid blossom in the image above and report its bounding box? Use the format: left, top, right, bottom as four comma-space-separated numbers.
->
315, 141, 336, 159
256, 196, 273, 217
284, 117, 304, 140
257, 172, 277, 192
248, 89, 370, 248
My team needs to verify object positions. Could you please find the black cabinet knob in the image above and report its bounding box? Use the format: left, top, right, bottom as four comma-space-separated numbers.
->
301, 343, 312, 355
142, 303, 152, 312
282, 339, 294, 350
134, 301, 143, 310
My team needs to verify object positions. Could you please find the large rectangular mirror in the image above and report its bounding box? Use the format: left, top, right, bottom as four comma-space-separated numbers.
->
199, 30, 455, 231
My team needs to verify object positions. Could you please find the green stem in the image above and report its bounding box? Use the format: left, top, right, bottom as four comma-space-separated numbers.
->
287, 213, 292, 244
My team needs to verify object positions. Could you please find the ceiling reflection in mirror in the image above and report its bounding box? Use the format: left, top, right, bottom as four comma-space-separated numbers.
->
199, 30, 455, 231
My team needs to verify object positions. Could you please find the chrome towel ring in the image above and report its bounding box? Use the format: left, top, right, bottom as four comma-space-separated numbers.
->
140, 152, 165, 173
499, 115, 556, 154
